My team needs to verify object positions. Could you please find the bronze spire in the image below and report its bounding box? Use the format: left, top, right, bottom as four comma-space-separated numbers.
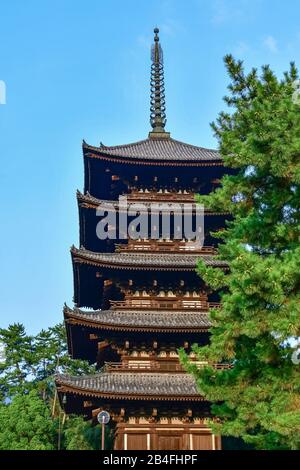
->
149, 28, 170, 138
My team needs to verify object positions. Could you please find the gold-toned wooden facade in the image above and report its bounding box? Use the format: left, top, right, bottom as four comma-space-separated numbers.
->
56, 29, 231, 450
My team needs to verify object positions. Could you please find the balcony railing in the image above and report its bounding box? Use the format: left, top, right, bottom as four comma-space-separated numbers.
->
115, 240, 216, 254
109, 299, 220, 310
104, 361, 231, 372
127, 190, 195, 203
105, 361, 183, 372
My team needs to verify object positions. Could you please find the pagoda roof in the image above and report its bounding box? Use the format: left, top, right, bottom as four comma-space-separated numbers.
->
56, 372, 203, 401
64, 304, 211, 332
83, 138, 221, 164
76, 191, 229, 216
77, 191, 194, 210
71, 246, 227, 271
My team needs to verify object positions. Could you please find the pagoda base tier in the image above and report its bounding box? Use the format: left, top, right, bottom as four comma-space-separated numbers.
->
114, 422, 221, 450
57, 372, 221, 449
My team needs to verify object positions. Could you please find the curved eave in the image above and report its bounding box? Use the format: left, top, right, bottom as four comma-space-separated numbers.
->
56, 379, 204, 402
64, 310, 211, 334
76, 191, 230, 217
71, 247, 227, 272
82, 142, 223, 167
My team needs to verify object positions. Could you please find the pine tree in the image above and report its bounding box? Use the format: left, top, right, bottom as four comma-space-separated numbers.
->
0, 323, 94, 402
180, 57, 300, 450
0, 324, 34, 400
0, 323, 100, 450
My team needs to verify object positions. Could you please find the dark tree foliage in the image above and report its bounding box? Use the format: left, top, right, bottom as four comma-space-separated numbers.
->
180, 57, 300, 450
0, 322, 112, 450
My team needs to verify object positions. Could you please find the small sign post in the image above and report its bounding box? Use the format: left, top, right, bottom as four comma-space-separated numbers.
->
97, 410, 110, 450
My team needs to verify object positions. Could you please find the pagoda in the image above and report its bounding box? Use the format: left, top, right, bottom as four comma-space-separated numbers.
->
56, 28, 231, 451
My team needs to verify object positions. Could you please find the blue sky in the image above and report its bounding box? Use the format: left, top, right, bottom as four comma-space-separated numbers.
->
0, 0, 299, 333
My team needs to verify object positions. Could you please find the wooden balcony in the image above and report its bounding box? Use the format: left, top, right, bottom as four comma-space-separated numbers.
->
109, 298, 220, 310
127, 190, 195, 203
115, 239, 216, 254
104, 361, 231, 372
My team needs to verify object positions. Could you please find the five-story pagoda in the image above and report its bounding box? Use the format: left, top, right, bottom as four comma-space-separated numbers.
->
56, 28, 230, 451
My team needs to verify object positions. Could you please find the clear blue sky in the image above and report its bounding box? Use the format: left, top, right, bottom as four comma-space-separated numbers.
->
0, 0, 299, 333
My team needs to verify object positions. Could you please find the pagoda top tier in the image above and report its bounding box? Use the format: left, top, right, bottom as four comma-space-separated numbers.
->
83, 138, 221, 164
82, 28, 221, 168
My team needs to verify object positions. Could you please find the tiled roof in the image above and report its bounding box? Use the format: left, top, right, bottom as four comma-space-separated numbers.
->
64, 305, 211, 331
56, 372, 202, 400
83, 138, 221, 162
76, 191, 229, 216
71, 246, 227, 270
77, 191, 196, 209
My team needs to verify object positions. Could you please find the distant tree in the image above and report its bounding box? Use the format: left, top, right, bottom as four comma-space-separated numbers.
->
0, 322, 95, 403
181, 57, 300, 450
63, 416, 114, 450
0, 390, 56, 450
0, 323, 34, 400
0, 322, 98, 450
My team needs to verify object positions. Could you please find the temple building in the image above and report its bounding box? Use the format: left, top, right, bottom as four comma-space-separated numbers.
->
56, 28, 231, 450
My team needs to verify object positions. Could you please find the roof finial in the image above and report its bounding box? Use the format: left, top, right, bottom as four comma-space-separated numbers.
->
149, 28, 170, 139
